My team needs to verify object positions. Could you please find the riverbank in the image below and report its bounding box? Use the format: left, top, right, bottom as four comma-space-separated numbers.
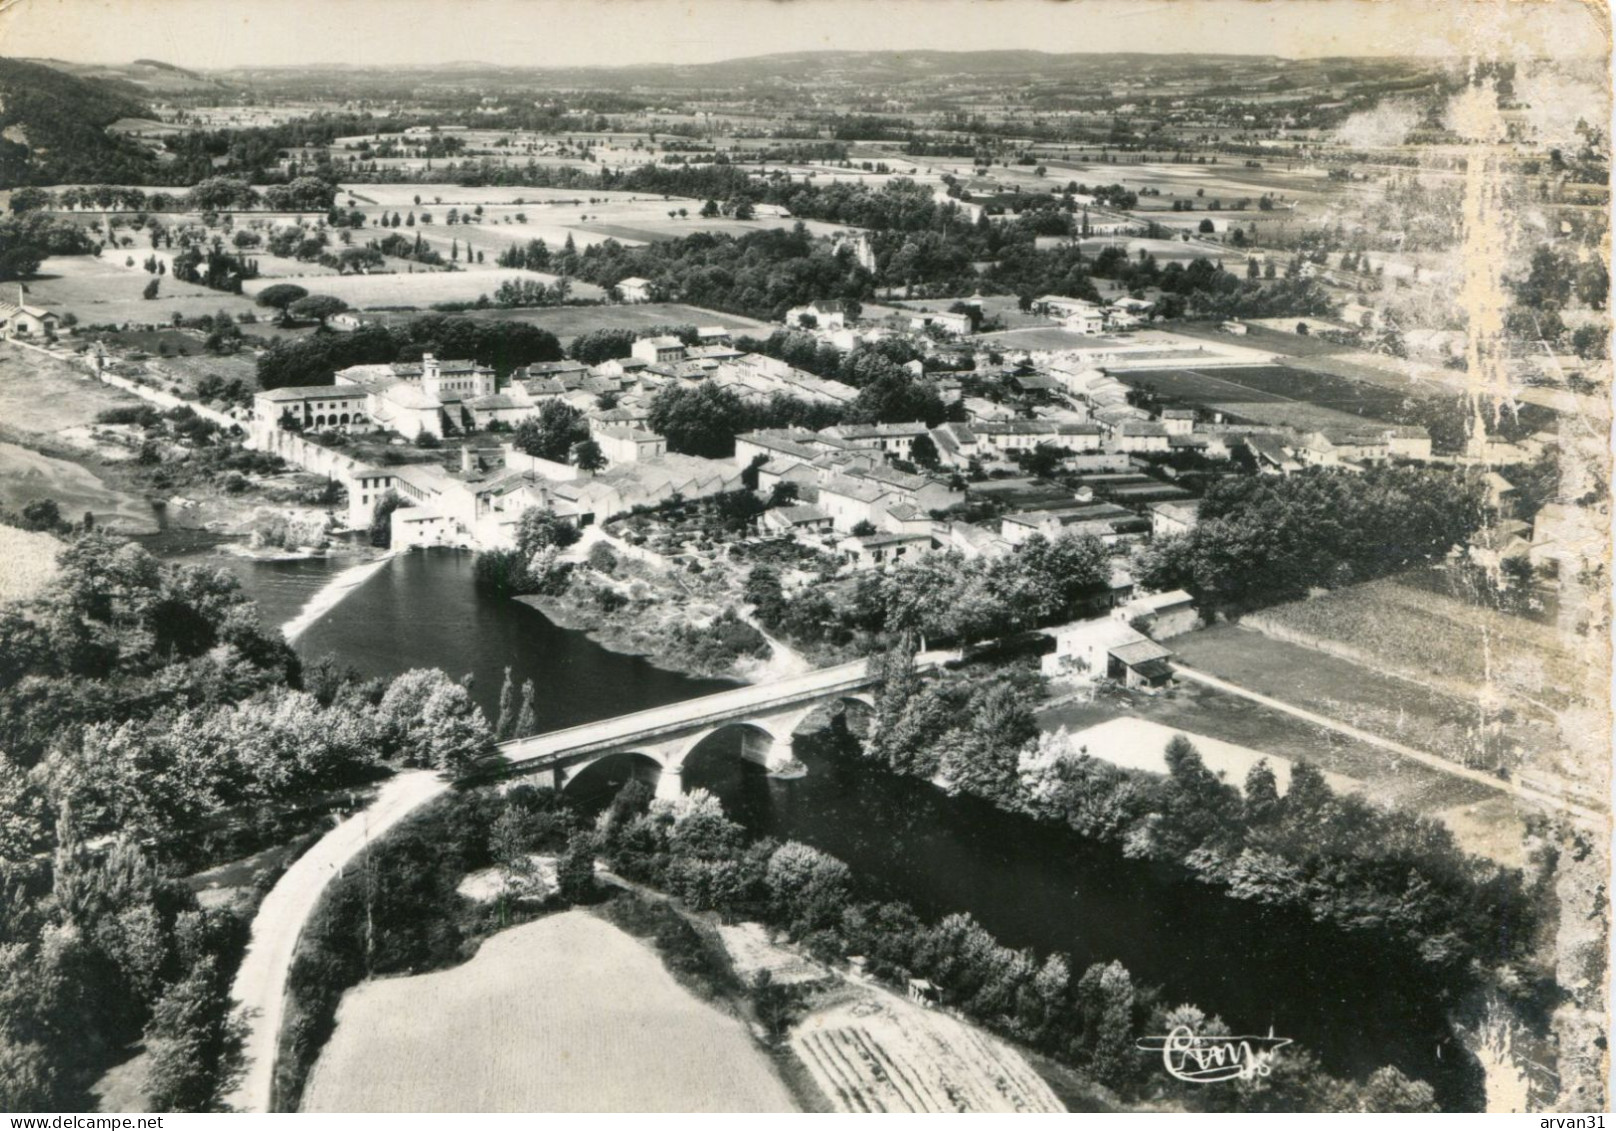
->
0, 341, 345, 542
518, 586, 788, 684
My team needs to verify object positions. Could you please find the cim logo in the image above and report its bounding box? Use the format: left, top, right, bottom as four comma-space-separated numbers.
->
1136, 1026, 1294, 1084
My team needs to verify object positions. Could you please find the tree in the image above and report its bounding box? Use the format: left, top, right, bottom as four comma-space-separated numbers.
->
570, 438, 605, 474
254, 283, 309, 322
142, 278, 160, 300
494, 666, 518, 740
1198, 218, 1215, 234
513, 678, 538, 738
369, 491, 409, 548
142, 956, 246, 1112
910, 433, 940, 470
647, 383, 747, 458
287, 294, 349, 327
513, 402, 585, 463
557, 831, 598, 902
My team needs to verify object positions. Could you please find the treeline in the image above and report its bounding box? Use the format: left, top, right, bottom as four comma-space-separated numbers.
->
864, 647, 1536, 986
597, 783, 1441, 1111
0, 532, 497, 1110
0, 58, 158, 186
0, 212, 100, 280
256, 315, 563, 389
1137, 466, 1487, 613
748, 532, 1112, 656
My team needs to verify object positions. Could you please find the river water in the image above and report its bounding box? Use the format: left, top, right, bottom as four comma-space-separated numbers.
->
172, 543, 1471, 1106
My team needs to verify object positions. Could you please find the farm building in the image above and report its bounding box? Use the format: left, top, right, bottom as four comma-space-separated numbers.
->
617, 277, 654, 303
0, 289, 60, 339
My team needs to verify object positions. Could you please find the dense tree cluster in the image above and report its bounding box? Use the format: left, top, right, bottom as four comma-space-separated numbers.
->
1136, 466, 1486, 613
748, 533, 1112, 656
256, 315, 563, 389
0, 59, 157, 186
0, 534, 494, 1111
0, 212, 99, 280
472, 507, 581, 597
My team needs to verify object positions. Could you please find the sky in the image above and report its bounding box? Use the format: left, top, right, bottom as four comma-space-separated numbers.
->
0, 0, 1606, 69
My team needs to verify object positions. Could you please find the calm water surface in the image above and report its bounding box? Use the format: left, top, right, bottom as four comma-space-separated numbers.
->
192, 544, 1471, 1106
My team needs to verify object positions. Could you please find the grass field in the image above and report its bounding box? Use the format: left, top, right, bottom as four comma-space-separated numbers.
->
1119, 365, 1413, 431
28, 255, 262, 326
241, 268, 605, 308
0, 343, 140, 432
1038, 675, 1500, 816
1244, 575, 1593, 712
454, 301, 770, 343
0, 440, 157, 533
0, 525, 63, 605
1171, 624, 1547, 775
300, 911, 795, 1112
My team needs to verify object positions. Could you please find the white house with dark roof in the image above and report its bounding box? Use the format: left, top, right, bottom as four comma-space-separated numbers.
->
0, 288, 60, 339
617, 277, 654, 303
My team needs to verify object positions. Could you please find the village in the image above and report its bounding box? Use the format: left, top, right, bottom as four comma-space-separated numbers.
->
0, 19, 1608, 1120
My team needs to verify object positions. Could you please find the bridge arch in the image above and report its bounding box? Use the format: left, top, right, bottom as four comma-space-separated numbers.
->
559, 750, 666, 803
672, 721, 789, 777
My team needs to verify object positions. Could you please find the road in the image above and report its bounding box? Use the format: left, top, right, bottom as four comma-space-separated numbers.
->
226, 770, 450, 1113
1170, 664, 1604, 826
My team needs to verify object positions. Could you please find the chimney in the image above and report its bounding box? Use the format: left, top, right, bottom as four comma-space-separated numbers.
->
460, 446, 474, 474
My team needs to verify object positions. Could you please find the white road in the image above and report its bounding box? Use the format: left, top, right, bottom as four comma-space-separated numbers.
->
226, 770, 451, 1113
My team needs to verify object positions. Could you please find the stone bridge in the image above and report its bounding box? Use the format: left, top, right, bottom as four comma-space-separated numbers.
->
498, 652, 953, 798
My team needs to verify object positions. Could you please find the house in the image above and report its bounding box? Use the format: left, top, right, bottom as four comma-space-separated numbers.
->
907, 978, 940, 1007
252, 381, 372, 436
761, 504, 833, 535
1383, 425, 1432, 460
817, 474, 900, 532
0, 289, 60, 339
1528, 502, 1602, 572
1062, 308, 1107, 335
1042, 617, 1171, 684
327, 311, 375, 333
631, 335, 686, 365
1159, 408, 1197, 436
1034, 294, 1098, 319
617, 277, 653, 303
821, 421, 930, 460
1112, 421, 1171, 453
715, 354, 859, 406
785, 300, 847, 331
1149, 500, 1201, 538
1108, 638, 1176, 688
342, 354, 498, 440
908, 309, 973, 336
1116, 589, 1199, 638
1221, 320, 1248, 335
1000, 502, 1142, 546
591, 423, 667, 464
1482, 471, 1518, 516
838, 531, 935, 570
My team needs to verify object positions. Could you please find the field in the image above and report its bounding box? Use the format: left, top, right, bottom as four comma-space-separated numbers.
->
300, 911, 795, 1112
241, 268, 605, 308
1058, 715, 1360, 796
28, 254, 262, 326
1171, 624, 1550, 775
1038, 675, 1501, 816
0, 525, 63, 604
0, 342, 141, 432
0, 440, 157, 533
1119, 365, 1415, 431
452, 301, 771, 343
791, 990, 1063, 1113
1245, 576, 1593, 709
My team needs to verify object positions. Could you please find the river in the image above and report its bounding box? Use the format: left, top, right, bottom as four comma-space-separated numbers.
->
175, 543, 1472, 1107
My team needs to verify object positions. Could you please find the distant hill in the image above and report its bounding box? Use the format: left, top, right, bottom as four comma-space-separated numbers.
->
213, 49, 1303, 92
0, 58, 161, 187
